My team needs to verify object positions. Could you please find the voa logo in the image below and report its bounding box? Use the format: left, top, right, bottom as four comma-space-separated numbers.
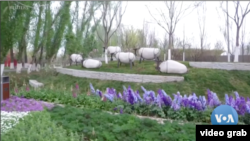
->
211, 105, 238, 125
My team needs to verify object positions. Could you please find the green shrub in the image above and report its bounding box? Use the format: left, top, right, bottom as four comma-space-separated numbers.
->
1, 111, 82, 141
48, 105, 198, 141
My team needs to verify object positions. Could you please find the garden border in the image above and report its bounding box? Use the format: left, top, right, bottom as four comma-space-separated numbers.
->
55, 67, 184, 83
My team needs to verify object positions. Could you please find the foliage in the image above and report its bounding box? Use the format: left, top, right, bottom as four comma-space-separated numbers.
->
1, 111, 82, 141
48, 105, 197, 141
12, 83, 249, 124
1, 111, 29, 134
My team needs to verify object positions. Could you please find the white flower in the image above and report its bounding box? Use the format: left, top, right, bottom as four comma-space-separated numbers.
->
1, 111, 30, 134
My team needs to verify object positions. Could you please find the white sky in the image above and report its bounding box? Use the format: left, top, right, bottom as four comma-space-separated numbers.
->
122, 1, 250, 50
52, 1, 250, 55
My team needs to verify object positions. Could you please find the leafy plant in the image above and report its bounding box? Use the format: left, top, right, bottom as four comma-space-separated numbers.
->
48, 105, 197, 141
2, 111, 82, 141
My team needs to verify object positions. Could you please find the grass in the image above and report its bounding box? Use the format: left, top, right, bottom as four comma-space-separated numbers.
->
67, 60, 190, 76
6, 60, 250, 100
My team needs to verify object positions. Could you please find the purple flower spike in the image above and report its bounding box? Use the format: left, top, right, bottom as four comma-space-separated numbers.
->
98, 91, 102, 98
89, 83, 95, 94
225, 94, 230, 105
234, 92, 240, 99
171, 102, 180, 111
75, 83, 79, 90
104, 94, 114, 102
120, 108, 123, 114
26, 86, 30, 92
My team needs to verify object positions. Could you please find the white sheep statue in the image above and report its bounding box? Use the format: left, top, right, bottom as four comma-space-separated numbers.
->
70, 54, 83, 66
155, 60, 188, 74
82, 59, 102, 69
134, 47, 160, 63
103, 46, 121, 61
115, 52, 136, 69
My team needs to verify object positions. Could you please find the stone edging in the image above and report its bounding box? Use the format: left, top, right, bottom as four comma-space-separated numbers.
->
189, 62, 250, 71
55, 67, 184, 83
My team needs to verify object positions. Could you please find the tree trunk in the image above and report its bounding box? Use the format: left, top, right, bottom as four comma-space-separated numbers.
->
234, 26, 240, 62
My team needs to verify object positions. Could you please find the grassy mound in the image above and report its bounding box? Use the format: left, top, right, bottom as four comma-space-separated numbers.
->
6, 61, 250, 99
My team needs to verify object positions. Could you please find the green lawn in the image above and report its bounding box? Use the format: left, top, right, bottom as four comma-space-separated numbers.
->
7, 60, 250, 99
67, 60, 190, 76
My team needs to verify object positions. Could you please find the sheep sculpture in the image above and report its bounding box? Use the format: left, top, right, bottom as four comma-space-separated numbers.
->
115, 52, 136, 69
134, 47, 160, 63
103, 46, 121, 61
154, 59, 188, 74
70, 54, 83, 66
82, 59, 102, 69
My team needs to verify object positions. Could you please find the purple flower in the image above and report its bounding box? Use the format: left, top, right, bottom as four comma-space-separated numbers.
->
158, 89, 172, 107
114, 107, 117, 111
171, 102, 180, 111
135, 90, 143, 103
228, 95, 236, 108
120, 108, 123, 114
199, 96, 206, 110
127, 88, 137, 105
104, 94, 114, 102
234, 92, 240, 99
14, 88, 18, 93
72, 90, 77, 98
1, 96, 53, 112
208, 91, 220, 107
75, 83, 79, 90
207, 89, 213, 104
181, 95, 189, 107
235, 97, 246, 115
149, 91, 156, 103
225, 94, 230, 105
156, 94, 162, 108
117, 92, 122, 99
26, 86, 30, 92
246, 101, 250, 114
141, 86, 147, 93
194, 101, 203, 111
89, 83, 95, 94
98, 90, 102, 98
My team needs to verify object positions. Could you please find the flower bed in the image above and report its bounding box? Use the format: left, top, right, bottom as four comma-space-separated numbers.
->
11, 83, 250, 124
89, 83, 250, 115
1, 95, 54, 134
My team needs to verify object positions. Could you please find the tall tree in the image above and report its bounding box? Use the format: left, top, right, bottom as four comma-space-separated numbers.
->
94, 1, 127, 63
221, 1, 250, 62
146, 1, 199, 60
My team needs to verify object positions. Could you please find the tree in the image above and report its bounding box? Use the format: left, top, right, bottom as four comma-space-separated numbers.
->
146, 1, 199, 60
197, 2, 207, 52
220, 1, 250, 62
94, 1, 127, 63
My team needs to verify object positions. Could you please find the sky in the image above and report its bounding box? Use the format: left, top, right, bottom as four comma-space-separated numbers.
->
121, 1, 250, 51
50, 1, 250, 55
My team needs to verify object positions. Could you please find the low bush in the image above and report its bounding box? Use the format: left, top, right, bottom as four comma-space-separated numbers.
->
1, 111, 82, 141
48, 105, 198, 141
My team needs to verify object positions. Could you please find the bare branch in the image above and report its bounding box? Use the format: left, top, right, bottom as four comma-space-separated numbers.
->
108, 1, 127, 39
93, 14, 104, 43
145, 5, 169, 33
